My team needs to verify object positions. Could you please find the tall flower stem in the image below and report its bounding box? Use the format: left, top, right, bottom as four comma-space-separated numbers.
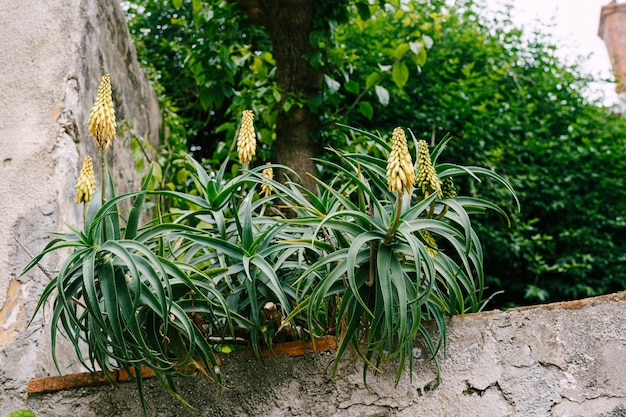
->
385, 127, 415, 245
75, 156, 96, 226
87, 74, 116, 207
100, 149, 107, 206
237, 110, 256, 172
384, 190, 403, 245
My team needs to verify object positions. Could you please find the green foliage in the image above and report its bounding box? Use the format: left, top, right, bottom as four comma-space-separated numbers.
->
350, 2, 626, 306
123, 0, 432, 163
317, 1, 435, 124
318, 0, 626, 307
124, 0, 279, 165
123, 0, 626, 309
23, 169, 225, 416
278, 127, 517, 379
25, 118, 514, 412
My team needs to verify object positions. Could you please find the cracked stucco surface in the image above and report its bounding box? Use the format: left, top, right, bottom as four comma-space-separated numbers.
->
22, 294, 626, 417
0, 0, 160, 414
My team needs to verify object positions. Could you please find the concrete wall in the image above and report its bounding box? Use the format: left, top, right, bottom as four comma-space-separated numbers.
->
18, 293, 626, 417
0, 0, 160, 414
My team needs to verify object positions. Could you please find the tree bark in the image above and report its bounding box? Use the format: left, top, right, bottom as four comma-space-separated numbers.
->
236, 0, 322, 192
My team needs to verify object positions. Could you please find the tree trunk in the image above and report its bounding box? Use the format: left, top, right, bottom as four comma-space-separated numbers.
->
237, 0, 322, 192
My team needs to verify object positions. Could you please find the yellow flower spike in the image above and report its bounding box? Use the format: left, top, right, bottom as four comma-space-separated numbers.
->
237, 110, 256, 170
416, 140, 442, 198
421, 230, 438, 258
261, 163, 273, 197
87, 74, 117, 151
75, 156, 97, 204
386, 127, 415, 194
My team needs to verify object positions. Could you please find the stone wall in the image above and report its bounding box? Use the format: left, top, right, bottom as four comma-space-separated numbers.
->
0, 0, 160, 414
18, 293, 626, 417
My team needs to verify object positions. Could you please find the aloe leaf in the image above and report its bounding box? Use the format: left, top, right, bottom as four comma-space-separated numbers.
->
346, 231, 383, 317
99, 260, 127, 357
249, 254, 290, 314
375, 245, 395, 350
126, 165, 154, 240
336, 123, 392, 152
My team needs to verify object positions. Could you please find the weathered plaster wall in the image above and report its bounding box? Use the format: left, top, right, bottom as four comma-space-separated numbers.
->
0, 0, 160, 414
19, 293, 626, 417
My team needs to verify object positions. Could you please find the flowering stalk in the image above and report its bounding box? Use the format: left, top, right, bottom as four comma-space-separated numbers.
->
416, 139, 442, 219
87, 74, 116, 205
87, 74, 116, 152
259, 163, 273, 217
75, 156, 97, 224
237, 110, 256, 171
385, 127, 415, 244
260, 163, 273, 197
436, 177, 457, 219
75, 156, 96, 204
420, 230, 438, 258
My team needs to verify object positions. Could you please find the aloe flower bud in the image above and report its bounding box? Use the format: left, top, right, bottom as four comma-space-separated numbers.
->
386, 127, 415, 194
416, 140, 442, 198
421, 230, 438, 258
237, 110, 256, 169
75, 156, 96, 204
442, 177, 457, 199
87, 74, 116, 151
261, 163, 273, 197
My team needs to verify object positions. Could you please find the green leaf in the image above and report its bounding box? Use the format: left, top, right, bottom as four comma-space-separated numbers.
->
356, 2, 371, 21
365, 72, 380, 89
393, 43, 410, 59
376, 245, 395, 349
147, 161, 163, 191
100, 261, 126, 355
250, 255, 291, 313
391, 61, 409, 89
272, 88, 281, 102
130, 138, 145, 173
241, 192, 254, 252
415, 44, 428, 66
358, 101, 373, 120
345, 80, 360, 94
346, 231, 383, 316
125, 166, 153, 240
172, 0, 183, 9
199, 86, 221, 110
308, 94, 323, 113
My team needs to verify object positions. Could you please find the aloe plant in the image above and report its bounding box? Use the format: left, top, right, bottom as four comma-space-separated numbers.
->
278, 126, 518, 382
23, 170, 226, 415
24, 79, 517, 414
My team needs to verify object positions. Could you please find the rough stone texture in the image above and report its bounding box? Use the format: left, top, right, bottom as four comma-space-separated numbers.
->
0, 0, 160, 414
19, 294, 626, 417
